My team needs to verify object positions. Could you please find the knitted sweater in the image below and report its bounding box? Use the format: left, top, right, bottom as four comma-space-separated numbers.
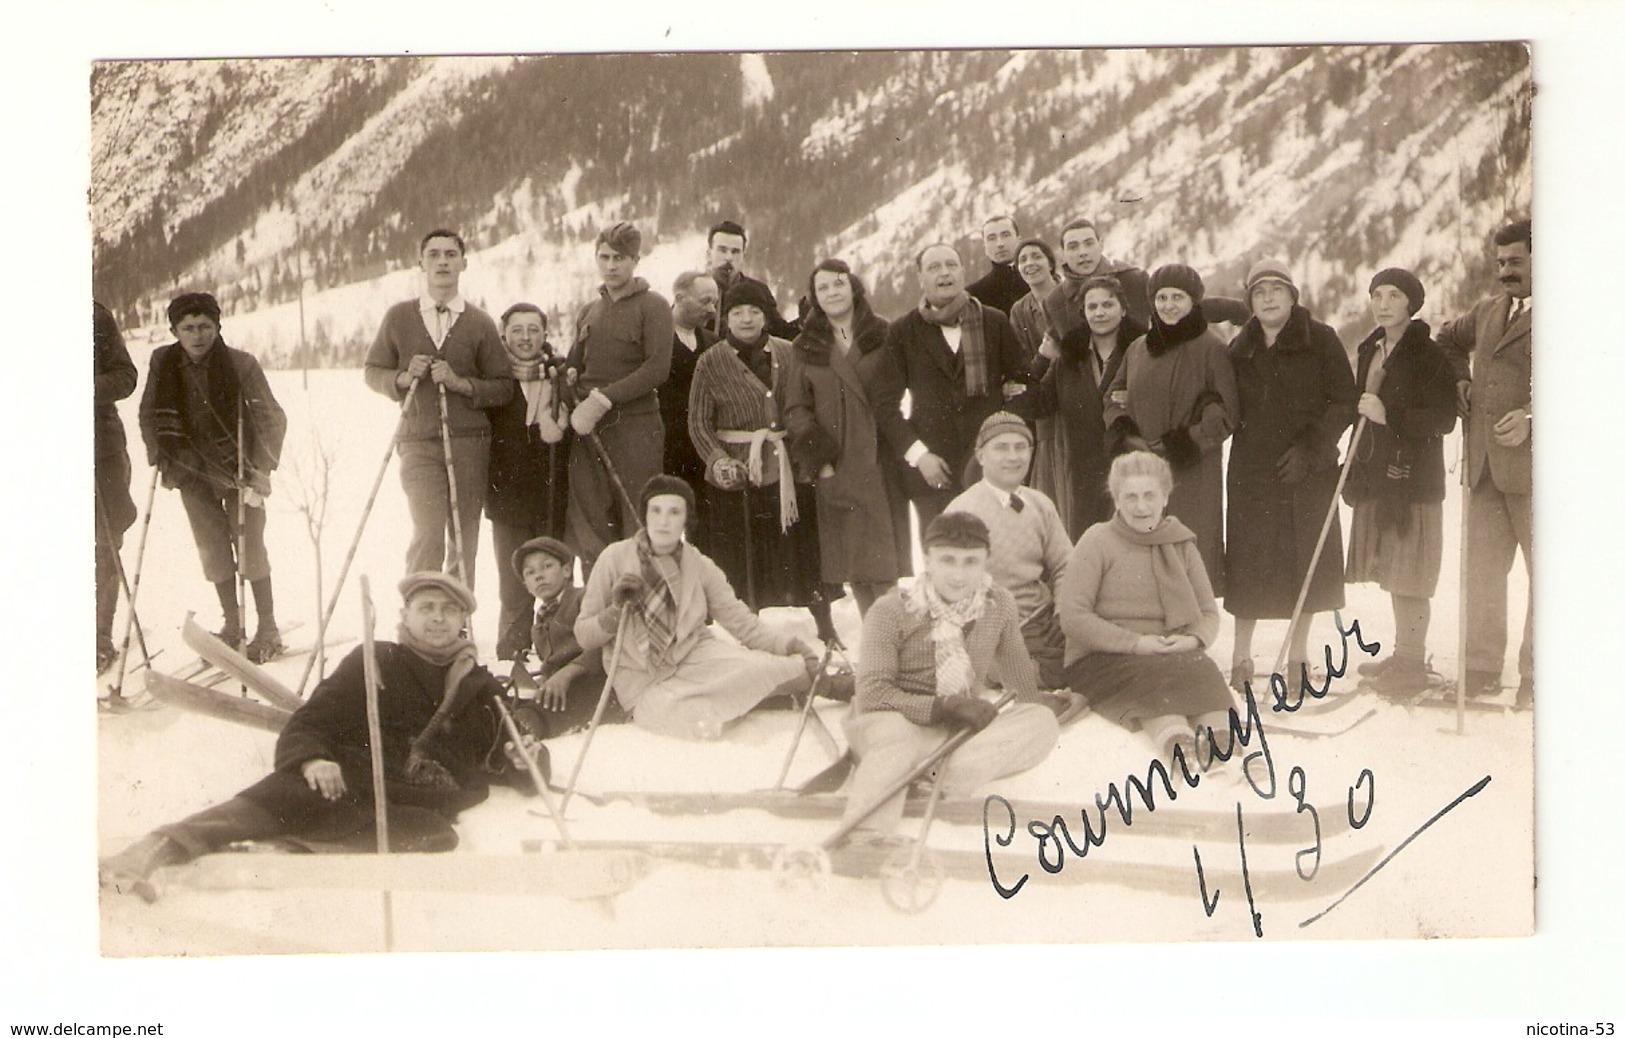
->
362, 300, 513, 442
1055, 519, 1221, 665
568, 278, 674, 415
688, 336, 793, 481
944, 481, 1071, 622
855, 584, 1037, 726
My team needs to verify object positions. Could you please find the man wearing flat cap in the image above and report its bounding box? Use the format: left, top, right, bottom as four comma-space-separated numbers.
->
99, 573, 536, 901
508, 536, 610, 734
564, 221, 674, 572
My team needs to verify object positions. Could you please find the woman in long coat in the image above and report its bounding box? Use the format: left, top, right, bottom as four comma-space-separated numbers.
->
1032, 274, 1146, 539
1225, 260, 1358, 688
1103, 264, 1238, 596
485, 303, 571, 658
1342, 268, 1457, 694
781, 259, 910, 619
688, 280, 829, 634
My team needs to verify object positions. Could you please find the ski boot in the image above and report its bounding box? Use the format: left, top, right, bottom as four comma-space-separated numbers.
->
245, 623, 285, 665
99, 833, 188, 903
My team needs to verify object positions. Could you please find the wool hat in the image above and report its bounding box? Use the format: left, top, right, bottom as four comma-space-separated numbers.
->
167, 291, 222, 328
722, 279, 779, 319
596, 221, 642, 258
1368, 267, 1426, 315
976, 410, 1033, 450
511, 536, 574, 577
921, 510, 991, 551
398, 571, 478, 614
1245, 259, 1299, 304
639, 473, 697, 521
1149, 263, 1205, 303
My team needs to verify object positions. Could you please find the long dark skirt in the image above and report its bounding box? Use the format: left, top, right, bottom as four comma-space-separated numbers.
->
1225, 467, 1345, 619
1064, 651, 1236, 730
705, 481, 822, 610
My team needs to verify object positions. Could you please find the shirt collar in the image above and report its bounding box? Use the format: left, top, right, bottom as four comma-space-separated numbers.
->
980, 480, 1019, 508
419, 294, 465, 315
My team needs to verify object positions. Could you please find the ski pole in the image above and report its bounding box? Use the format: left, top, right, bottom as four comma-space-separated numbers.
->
234, 402, 248, 691
740, 486, 758, 609
491, 695, 574, 847
821, 690, 1016, 850
436, 380, 470, 588
95, 493, 154, 699
560, 607, 632, 814
879, 742, 956, 912
1271, 366, 1386, 690
772, 640, 839, 791
585, 429, 642, 533
107, 467, 160, 694
294, 375, 422, 699
358, 575, 395, 952
1454, 423, 1470, 735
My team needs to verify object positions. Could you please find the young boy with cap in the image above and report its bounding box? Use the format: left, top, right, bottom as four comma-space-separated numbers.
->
946, 411, 1079, 694
138, 292, 288, 661
840, 511, 1061, 841
99, 572, 538, 900
507, 536, 612, 735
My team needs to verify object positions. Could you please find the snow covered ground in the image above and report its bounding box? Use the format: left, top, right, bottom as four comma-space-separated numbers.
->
94, 363, 1533, 954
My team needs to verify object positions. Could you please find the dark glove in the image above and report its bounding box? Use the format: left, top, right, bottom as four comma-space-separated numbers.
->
611, 573, 647, 607
1159, 425, 1202, 470
1275, 443, 1311, 484
1107, 416, 1149, 458
933, 694, 998, 732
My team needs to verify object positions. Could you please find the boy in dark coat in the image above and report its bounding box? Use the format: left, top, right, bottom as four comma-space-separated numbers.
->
138, 292, 288, 661
508, 536, 611, 735
99, 573, 540, 901
94, 301, 138, 673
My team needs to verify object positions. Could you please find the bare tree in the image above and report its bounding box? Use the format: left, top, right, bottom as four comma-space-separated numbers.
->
285, 424, 339, 677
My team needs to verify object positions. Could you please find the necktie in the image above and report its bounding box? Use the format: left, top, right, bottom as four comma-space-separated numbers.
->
1509, 298, 1526, 322
1009, 493, 1024, 514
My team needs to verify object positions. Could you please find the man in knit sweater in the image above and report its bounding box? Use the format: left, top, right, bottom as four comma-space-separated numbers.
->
564, 222, 674, 571
841, 512, 1060, 840
966, 214, 1030, 316
946, 412, 1073, 689
364, 229, 514, 587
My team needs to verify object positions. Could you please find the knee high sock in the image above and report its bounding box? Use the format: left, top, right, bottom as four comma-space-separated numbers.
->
215, 580, 242, 632
251, 576, 276, 630
1392, 594, 1430, 662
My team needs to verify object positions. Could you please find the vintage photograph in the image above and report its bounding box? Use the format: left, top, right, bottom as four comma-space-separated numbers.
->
88, 44, 1536, 956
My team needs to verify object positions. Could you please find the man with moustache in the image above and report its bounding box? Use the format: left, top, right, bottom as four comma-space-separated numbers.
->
703, 219, 798, 340
1437, 219, 1534, 708
662, 271, 720, 549
877, 242, 1032, 531
966, 214, 1030, 315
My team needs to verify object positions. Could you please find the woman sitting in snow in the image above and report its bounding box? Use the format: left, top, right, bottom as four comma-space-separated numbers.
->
574, 474, 830, 741
1055, 451, 1237, 770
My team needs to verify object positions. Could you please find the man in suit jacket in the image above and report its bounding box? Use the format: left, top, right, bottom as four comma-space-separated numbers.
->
877, 242, 1032, 532
663, 271, 720, 549
1438, 219, 1533, 706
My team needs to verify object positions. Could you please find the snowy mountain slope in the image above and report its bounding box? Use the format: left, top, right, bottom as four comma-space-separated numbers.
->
91, 44, 1530, 361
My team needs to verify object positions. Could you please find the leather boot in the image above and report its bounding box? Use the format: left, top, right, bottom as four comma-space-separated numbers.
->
99, 833, 189, 903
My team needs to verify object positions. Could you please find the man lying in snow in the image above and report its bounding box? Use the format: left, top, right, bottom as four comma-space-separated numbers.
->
100, 572, 543, 901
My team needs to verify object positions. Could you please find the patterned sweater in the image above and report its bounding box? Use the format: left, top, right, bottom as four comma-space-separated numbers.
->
688, 336, 793, 482
945, 481, 1071, 623
362, 300, 513, 442
855, 584, 1037, 726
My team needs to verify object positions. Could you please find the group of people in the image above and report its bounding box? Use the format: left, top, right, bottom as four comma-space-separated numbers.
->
95, 211, 1533, 890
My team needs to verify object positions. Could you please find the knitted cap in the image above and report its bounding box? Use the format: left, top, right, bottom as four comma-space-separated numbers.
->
1368, 267, 1426, 315
511, 536, 574, 577
1245, 259, 1299, 303
399, 571, 477, 614
639, 473, 697, 520
1149, 263, 1205, 303
922, 510, 991, 551
723, 279, 778, 318
976, 410, 1033, 450
596, 221, 642, 258
167, 291, 222, 327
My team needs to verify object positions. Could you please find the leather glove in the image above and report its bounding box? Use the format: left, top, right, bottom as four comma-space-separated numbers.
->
611, 573, 647, 607
570, 388, 612, 436
933, 694, 998, 732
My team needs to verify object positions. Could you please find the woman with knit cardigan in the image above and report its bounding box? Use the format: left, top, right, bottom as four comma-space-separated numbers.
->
1102, 264, 1239, 596
1056, 451, 1235, 769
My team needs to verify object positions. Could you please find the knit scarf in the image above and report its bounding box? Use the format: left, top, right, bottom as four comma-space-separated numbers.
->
1109, 513, 1203, 634
917, 291, 989, 397
502, 337, 555, 427
149, 341, 244, 490
635, 529, 685, 664
1145, 308, 1209, 357
903, 573, 992, 699
393, 626, 479, 789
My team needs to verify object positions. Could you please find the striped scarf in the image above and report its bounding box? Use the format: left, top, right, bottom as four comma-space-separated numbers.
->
917, 291, 990, 397
903, 573, 992, 699
635, 529, 685, 663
